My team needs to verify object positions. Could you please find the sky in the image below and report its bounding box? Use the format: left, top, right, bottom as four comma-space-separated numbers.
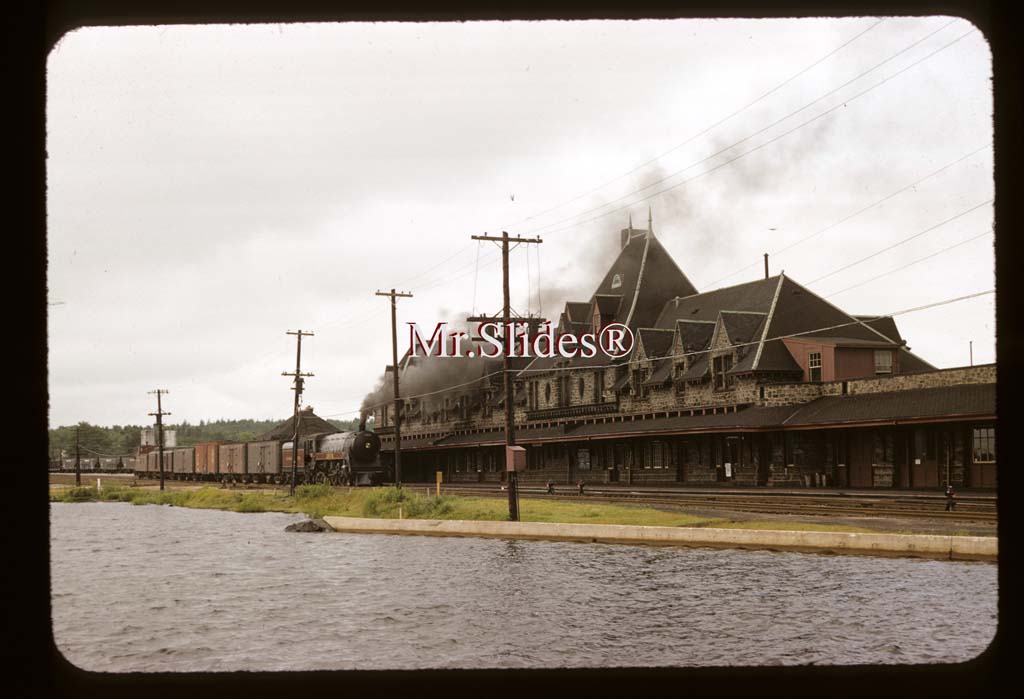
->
46, 17, 995, 428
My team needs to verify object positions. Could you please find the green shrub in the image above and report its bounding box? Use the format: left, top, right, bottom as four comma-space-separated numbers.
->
361, 488, 455, 519
237, 495, 267, 513
295, 483, 332, 500
65, 486, 98, 502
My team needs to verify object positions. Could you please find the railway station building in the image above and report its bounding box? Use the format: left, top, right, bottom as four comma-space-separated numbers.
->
370, 220, 996, 490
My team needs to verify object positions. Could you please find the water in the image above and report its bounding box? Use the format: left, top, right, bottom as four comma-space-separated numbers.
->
50, 502, 997, 671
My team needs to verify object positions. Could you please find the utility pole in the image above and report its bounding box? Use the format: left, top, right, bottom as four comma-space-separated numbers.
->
148, 389, 171, 491
469, 231, 543, 521
283, 330, 314, 496
375, 289, 413, 488
75, 425, 81, 487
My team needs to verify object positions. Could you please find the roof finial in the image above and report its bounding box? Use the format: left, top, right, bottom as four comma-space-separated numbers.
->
648, 205, 653, 234
628, 212, 633, 231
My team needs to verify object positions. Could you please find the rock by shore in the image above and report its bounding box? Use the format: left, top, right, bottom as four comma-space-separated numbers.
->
285, 518, 332, 532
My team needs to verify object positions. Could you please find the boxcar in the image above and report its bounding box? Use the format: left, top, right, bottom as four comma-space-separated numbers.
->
146, 450, 163, 474
98, 457, 119, 471
218, 443, 247, 481
194, 441, 220, 480
171, 447, 195, 478
246, 440, 281, 483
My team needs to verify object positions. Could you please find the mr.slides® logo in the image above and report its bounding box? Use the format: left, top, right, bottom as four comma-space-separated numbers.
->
407, 321, 634, 360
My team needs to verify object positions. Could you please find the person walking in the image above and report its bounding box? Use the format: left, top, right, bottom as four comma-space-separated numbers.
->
944, 483, 957, 512
577, 479, 585, 495
546, 480, 554, 495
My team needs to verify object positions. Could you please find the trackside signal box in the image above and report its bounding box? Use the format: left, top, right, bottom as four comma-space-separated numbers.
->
506, 445, 527, 472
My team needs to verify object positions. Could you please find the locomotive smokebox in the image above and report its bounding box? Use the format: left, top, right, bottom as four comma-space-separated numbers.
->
350, 430, 381, 464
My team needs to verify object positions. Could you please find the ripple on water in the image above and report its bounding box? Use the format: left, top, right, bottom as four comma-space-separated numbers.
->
49, 502, 997, 672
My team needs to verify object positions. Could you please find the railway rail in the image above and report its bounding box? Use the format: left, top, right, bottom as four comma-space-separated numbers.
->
60, 476, 997, 522
432, 483, 997, 522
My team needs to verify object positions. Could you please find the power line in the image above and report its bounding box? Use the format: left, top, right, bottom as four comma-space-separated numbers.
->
322, 288, 993, 417
531, 26, 974, 238
806, 198, 992, 285
824, 229, 993, 297
202, 24, 971, 385
501, 18, 887, 231
302, 21, 905, 339
701, 142, 992, 288
513, 288, 995, 372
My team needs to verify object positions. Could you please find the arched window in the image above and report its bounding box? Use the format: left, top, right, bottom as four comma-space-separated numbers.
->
545, 382, 551, 403
578, 377, 585, 398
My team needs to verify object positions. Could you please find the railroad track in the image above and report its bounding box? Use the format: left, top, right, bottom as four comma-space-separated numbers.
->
435, 484, 997, 522
57, 476, 997, 522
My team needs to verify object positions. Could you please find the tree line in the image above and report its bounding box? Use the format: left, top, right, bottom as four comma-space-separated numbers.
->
48, 417, 362, 459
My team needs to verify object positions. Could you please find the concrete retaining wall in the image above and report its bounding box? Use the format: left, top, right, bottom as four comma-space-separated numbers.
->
321, 516, 996, 561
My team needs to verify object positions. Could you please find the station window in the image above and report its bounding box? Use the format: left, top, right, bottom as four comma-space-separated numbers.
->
808, 352, 822, 382
874, 350, 893, 374
713, 354, 734, 389
972, 427, 996, 463
545, 382, 551, 404
579, 377, 585, 399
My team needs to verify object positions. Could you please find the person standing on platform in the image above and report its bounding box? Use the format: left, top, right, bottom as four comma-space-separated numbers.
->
945, 483, 957, 511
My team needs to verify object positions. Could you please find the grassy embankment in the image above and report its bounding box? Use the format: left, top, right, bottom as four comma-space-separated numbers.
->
48, 483, 889, 533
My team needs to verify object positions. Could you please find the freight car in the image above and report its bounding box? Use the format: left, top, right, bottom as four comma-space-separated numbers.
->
57, 456, 135, 472
130, 426, 385, 486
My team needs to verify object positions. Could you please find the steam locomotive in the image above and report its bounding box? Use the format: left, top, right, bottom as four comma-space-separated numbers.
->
132, 426, 387, 486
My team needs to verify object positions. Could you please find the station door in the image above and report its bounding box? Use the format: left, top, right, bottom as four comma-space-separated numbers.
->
848, 432, 874, 488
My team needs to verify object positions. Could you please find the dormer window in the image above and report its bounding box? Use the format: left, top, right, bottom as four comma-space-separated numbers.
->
809, 352, 822, 382
713, 354, 734, 390
874, 350, 893, 375
611, 273, 622, 289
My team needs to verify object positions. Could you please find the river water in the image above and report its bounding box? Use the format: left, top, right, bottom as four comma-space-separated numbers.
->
50, 502, 997, 671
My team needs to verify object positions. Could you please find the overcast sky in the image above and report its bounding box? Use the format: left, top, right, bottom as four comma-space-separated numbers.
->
46, 17, 994, 429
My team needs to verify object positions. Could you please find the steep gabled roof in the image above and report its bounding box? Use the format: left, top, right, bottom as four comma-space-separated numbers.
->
637, 328, 675, 359
735, 339, 802, 374
719, 311, 767, 347
565, 302, 591, 323
590, 229, 698, 330
593, 294, 622, 318
675, 319, 716, 354
681, 354, 710, 380
898, 348, 938, 373
643, 358, 674, 386
854, 315, 904, 344
656, 275, 780, 327
764, 277, 898, 345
